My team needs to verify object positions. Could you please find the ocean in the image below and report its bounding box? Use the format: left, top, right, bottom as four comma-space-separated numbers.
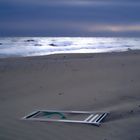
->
0, 37, 140, 58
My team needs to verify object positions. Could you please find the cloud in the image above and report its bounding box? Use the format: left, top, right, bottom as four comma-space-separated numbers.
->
1, 2, 140, 23
1, 19, 140, 36
1, 0, 140, 7
0, 0, 140, 36
87, 24, 140, 32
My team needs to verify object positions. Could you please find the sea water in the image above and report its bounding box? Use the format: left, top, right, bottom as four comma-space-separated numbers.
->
0, 37, 140, 58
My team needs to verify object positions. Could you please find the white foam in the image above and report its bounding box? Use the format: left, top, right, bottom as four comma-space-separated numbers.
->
0, 37, 140, 58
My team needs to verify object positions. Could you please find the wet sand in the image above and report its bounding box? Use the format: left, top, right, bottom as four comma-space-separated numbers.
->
0, 51, 140, 140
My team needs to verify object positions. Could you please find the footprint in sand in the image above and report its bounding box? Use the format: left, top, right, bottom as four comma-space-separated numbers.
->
58, 92, 64, 96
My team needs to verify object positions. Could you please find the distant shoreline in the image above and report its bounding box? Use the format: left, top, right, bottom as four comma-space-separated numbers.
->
0, 49, 140, 60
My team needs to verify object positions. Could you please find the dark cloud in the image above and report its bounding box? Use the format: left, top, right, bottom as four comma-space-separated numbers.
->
0, 0, 140, 36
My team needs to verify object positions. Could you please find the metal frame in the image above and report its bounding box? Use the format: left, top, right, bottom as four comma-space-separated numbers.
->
22, 110, 109, 126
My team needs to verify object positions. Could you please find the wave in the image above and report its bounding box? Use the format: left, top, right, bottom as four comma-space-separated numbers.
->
0, 37, 140, 58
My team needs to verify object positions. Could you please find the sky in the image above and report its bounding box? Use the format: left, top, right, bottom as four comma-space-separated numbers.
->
0, 0, 140, 37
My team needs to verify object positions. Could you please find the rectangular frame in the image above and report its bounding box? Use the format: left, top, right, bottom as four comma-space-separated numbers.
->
22, 110, 109, 126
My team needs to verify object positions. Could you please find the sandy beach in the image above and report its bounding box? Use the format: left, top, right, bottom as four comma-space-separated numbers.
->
0, 51, 140, 140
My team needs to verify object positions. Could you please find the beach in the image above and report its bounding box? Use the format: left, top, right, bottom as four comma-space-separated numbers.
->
0, 51, 140, 140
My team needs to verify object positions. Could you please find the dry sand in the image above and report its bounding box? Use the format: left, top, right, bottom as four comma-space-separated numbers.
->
0, 51, 140, 140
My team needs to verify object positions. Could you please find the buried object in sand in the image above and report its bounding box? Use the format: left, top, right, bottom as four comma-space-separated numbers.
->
22, 110, 109, 126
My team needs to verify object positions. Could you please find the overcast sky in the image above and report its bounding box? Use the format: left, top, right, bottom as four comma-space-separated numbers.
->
0, 0, 140, 36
